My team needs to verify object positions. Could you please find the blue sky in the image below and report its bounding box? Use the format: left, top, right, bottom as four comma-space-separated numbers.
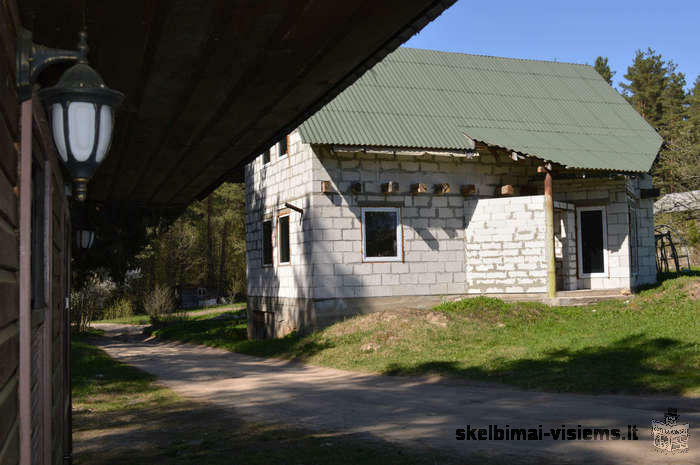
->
405, 0, 699, 91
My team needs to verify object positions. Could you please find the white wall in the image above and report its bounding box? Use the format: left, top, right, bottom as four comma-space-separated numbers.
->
465, 196, 548, 293
307, 147, 542, 298
245, 130, 315, 299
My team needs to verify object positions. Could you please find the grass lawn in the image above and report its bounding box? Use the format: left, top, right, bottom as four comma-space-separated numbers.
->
153, 274, 700, 397
93, 302, 246, 325
72, 336, 468, 464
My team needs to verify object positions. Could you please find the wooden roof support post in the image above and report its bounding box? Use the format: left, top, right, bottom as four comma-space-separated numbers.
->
18, 99, 32, 465
543, 167, 556, 299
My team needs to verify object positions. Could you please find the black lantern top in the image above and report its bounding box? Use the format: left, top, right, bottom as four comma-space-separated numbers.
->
38, 31, 124, 201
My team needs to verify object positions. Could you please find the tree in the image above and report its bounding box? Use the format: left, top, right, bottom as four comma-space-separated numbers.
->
659, 63, 688, 141
618, 49, 697, 197
688, 77, 700, 152
594, 56, 615, 85
620, 48, 669, 128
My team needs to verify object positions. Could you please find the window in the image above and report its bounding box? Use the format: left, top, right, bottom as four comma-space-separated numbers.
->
362, 207, 402, 262
262, 148, 270, 165
262, 219, 273, 266
278, 214, 290, 264
31, 165, 45, 309
576, 206, 608, 277
278, 136, 288, 159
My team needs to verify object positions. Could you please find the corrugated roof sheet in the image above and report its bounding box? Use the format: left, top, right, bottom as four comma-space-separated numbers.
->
298, 48, 663, 172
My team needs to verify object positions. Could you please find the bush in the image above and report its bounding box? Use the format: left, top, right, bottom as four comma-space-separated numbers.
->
71, 273, 115, 333
101, 297, 134, 320
144, 285, 185, 327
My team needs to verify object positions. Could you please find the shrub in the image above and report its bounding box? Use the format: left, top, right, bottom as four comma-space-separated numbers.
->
144, 285, 185, 327
71, 273, 115, 333
101, 297, 134, 320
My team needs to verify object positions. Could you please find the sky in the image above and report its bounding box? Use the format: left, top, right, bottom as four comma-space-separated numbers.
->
404, 0, 699, 91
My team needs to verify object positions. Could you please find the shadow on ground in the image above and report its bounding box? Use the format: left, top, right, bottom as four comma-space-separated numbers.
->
382, 333, 699, 395
72, 338, 492, 465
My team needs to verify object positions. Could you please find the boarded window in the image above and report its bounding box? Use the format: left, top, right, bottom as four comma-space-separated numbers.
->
362, 207, 402, 261
278, 215, 290, 264
262, 219, 273, 266
577, 207, 607, 276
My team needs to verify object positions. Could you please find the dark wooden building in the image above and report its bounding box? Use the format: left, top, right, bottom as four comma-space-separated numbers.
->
0, 0, 455, 463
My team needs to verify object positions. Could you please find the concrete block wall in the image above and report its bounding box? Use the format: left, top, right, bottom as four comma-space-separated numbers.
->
245, 130, 316, 335
552, 178, 644, 290
308, 147, 542, 300
465, 196, 549, 293
627, 175, 657, 287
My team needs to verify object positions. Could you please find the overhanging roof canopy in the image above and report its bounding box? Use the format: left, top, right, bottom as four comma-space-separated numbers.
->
299, 48, 663, 172
20, 0, 455, 206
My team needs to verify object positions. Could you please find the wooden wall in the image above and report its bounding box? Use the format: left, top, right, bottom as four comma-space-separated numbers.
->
0, 1, 71, 464
0, 1, 23, 463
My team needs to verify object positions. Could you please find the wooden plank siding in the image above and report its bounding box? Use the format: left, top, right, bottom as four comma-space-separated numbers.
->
1, 1, 71, 463
0, 0, 21, 462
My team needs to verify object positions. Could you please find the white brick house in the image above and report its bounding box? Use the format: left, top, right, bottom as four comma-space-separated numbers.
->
244, 48, 662, 338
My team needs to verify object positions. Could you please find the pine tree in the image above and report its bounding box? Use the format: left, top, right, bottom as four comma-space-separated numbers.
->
688, 77, 700, 149
658, 62, 687, 141
620, 48, 668, 128
594, 56, 615, 85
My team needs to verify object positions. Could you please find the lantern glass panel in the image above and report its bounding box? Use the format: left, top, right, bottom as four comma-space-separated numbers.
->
68, 102, 96, 161
51, 104, 68, 162
96, 105, 112, 162
77, 230, 95, 249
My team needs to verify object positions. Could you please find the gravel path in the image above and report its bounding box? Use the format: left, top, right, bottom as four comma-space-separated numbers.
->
91, 324, 699, 465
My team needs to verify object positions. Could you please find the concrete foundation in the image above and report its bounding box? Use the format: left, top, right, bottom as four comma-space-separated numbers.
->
247, 290, 631, 339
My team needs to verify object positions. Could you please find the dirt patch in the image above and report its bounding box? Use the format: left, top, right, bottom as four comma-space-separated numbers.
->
327, 309, 449, 337
684, 280, 700, 300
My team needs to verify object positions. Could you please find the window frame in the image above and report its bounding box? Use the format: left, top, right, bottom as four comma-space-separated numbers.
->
261, 218, 273, 267
576, 205, 608, 278
278, 135, 289, 160
361, 207, 403, 262
277, 212, 291, 266
262, 148, 271, 166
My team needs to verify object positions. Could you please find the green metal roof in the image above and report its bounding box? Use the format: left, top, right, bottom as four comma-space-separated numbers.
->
298, 47, 662, 172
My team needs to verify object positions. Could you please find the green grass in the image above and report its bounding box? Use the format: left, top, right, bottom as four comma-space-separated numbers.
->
71, 335, 468, 464
153, 274, 700, 396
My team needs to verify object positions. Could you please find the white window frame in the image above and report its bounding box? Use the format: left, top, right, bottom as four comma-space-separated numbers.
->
576, 206, 608, 278
277, 212, 291, 265
262, 148, 271, 167
361, 207, 403, 262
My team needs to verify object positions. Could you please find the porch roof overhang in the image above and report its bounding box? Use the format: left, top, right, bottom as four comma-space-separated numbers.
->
20, 0, 455, 207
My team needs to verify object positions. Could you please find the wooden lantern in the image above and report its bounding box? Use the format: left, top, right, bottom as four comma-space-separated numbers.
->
460, 184, 476, 196
382, 181, 399, 193
411, 183, 428, 194
434, 183, 450, 195
500, 184, 515, 196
